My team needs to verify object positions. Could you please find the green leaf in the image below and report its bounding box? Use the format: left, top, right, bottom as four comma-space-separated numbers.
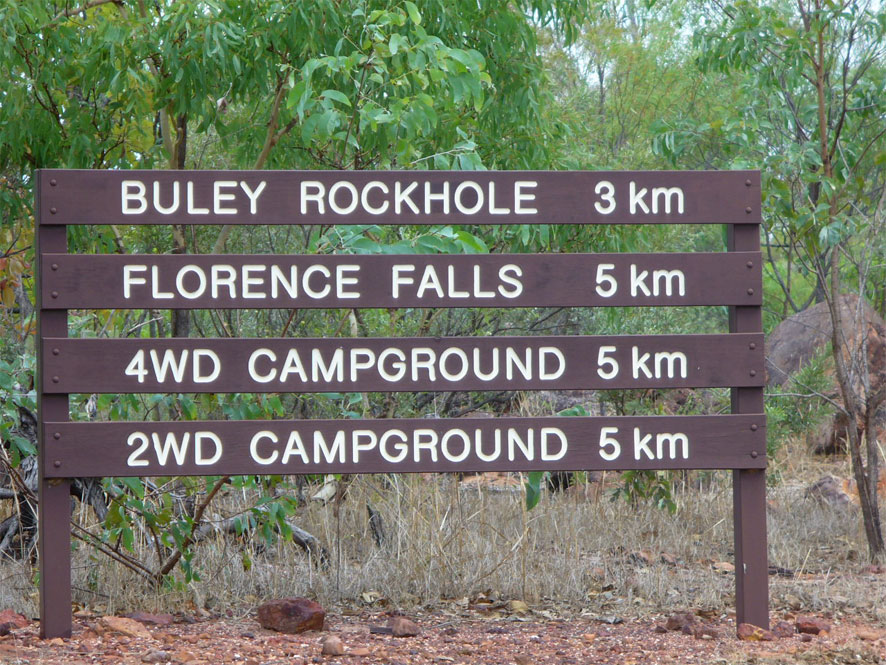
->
404, 2, 421, 25
525, 471, 544, 510
321, 89, 351, 107
121, 477, 145, 499
389, 33, 406, 55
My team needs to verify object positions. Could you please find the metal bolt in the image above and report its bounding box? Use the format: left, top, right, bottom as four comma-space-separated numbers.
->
51, 263, 58, 271
53, 432, 61, 440
745, 206, 753, 214
746, 261, 753, 268
750, 424, 758, 431
50, 207, 57, 214
751, 451, 758, 459
747, 288, 754, 296
749, 369, 757, 377
52, 348, 60, 355
51, 376, 59, 383
51, 291, 58, 298
50, 179, 57, 186
745, 179, 752, 187
749, 342, 756, 350
53, 460, 61, 468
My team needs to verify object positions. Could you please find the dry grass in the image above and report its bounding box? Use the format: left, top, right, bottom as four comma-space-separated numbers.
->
2, 461, 885, 624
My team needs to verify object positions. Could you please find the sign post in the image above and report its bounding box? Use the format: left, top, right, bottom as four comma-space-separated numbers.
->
36, 169, 766, 638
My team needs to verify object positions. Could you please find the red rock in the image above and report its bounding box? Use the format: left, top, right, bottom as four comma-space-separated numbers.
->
629, 550, 655, 566
772, 620, 795, 638
659, 552, 678, 566
737, 623, 774, 641
665, 612, 697, 631
0, 610, 29, 629
257, 598, 325, 634
99, 616, 153, 639
795, 616, 831, 635
653, 624, 668, 634
857, 630, 880, 641
690, 625, 719, 640
350, 646, 371, 656
800, 633, 813, 642
126, 612, 174, 626
321, 635, 344, 655
389, 616, 420, 637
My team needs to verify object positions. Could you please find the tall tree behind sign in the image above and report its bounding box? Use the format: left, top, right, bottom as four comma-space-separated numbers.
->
657, 0, 886, 561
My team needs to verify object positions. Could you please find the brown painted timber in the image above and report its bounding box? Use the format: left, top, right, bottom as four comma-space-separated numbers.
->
41, 333, 763, 394
40, 252, 762, 309
38, 170, 761, 225
41, 414, 766, 478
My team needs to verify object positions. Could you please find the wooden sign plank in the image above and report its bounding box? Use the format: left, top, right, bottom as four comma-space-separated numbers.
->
41, 333, 763, 394
41, 252, 762, 309
39, 170, 761, 226
41, 414, 766, 478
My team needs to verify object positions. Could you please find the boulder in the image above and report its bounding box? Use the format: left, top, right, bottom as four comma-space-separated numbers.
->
807, 471, 886, 506
737, 623, 774, 641
126, 612, 174, 626
664, 612, 697, 631
795, 616, 831, 635
807, 412, 854, 455
772, 620, 795, 638
257, 598, 325, 634
99, 616, 153, 640
389, 616, 420, 637
806, 475, 853, 506
766, 294, 885, 388
320, 635, 344, 656
0, 610, 29, 629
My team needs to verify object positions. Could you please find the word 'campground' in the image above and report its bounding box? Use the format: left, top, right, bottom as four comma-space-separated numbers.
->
125, 426, 570, 468
246, 345, 565, 384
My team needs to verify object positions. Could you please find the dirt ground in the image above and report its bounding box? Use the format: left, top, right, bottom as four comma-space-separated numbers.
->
2, 606, 885, 665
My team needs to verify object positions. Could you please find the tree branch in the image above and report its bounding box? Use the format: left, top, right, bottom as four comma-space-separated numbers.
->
154, 475, 230, 581
211, 74, 297, 254
50, 0, 122, 26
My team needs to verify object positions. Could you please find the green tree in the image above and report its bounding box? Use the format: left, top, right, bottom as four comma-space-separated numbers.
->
0, 0, 597, 582
668, 0, 886, 559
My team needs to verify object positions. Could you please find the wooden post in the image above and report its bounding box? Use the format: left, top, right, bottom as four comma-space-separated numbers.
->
37, 172, 73, 638
729, 216, 769, 630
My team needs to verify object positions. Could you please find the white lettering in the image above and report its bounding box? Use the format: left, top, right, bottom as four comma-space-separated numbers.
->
239, 180, 267, 214
514, 181, 538, 214
213, 180, 238, 214
250, 431, 278, 465
153, 181, 180, 214
195, 431, 222, 465
121, 180, 147, 214
123, 265, 147, 299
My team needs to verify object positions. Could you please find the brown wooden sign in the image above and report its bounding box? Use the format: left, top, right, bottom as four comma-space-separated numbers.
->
41, 252, 762, 309
41, 415, 765, 478
42, 334, 763, 394
39, 169, 761, 226
35, 168, 769, 639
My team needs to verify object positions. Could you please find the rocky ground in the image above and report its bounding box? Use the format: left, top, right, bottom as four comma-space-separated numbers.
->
1, 603, 885, 665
